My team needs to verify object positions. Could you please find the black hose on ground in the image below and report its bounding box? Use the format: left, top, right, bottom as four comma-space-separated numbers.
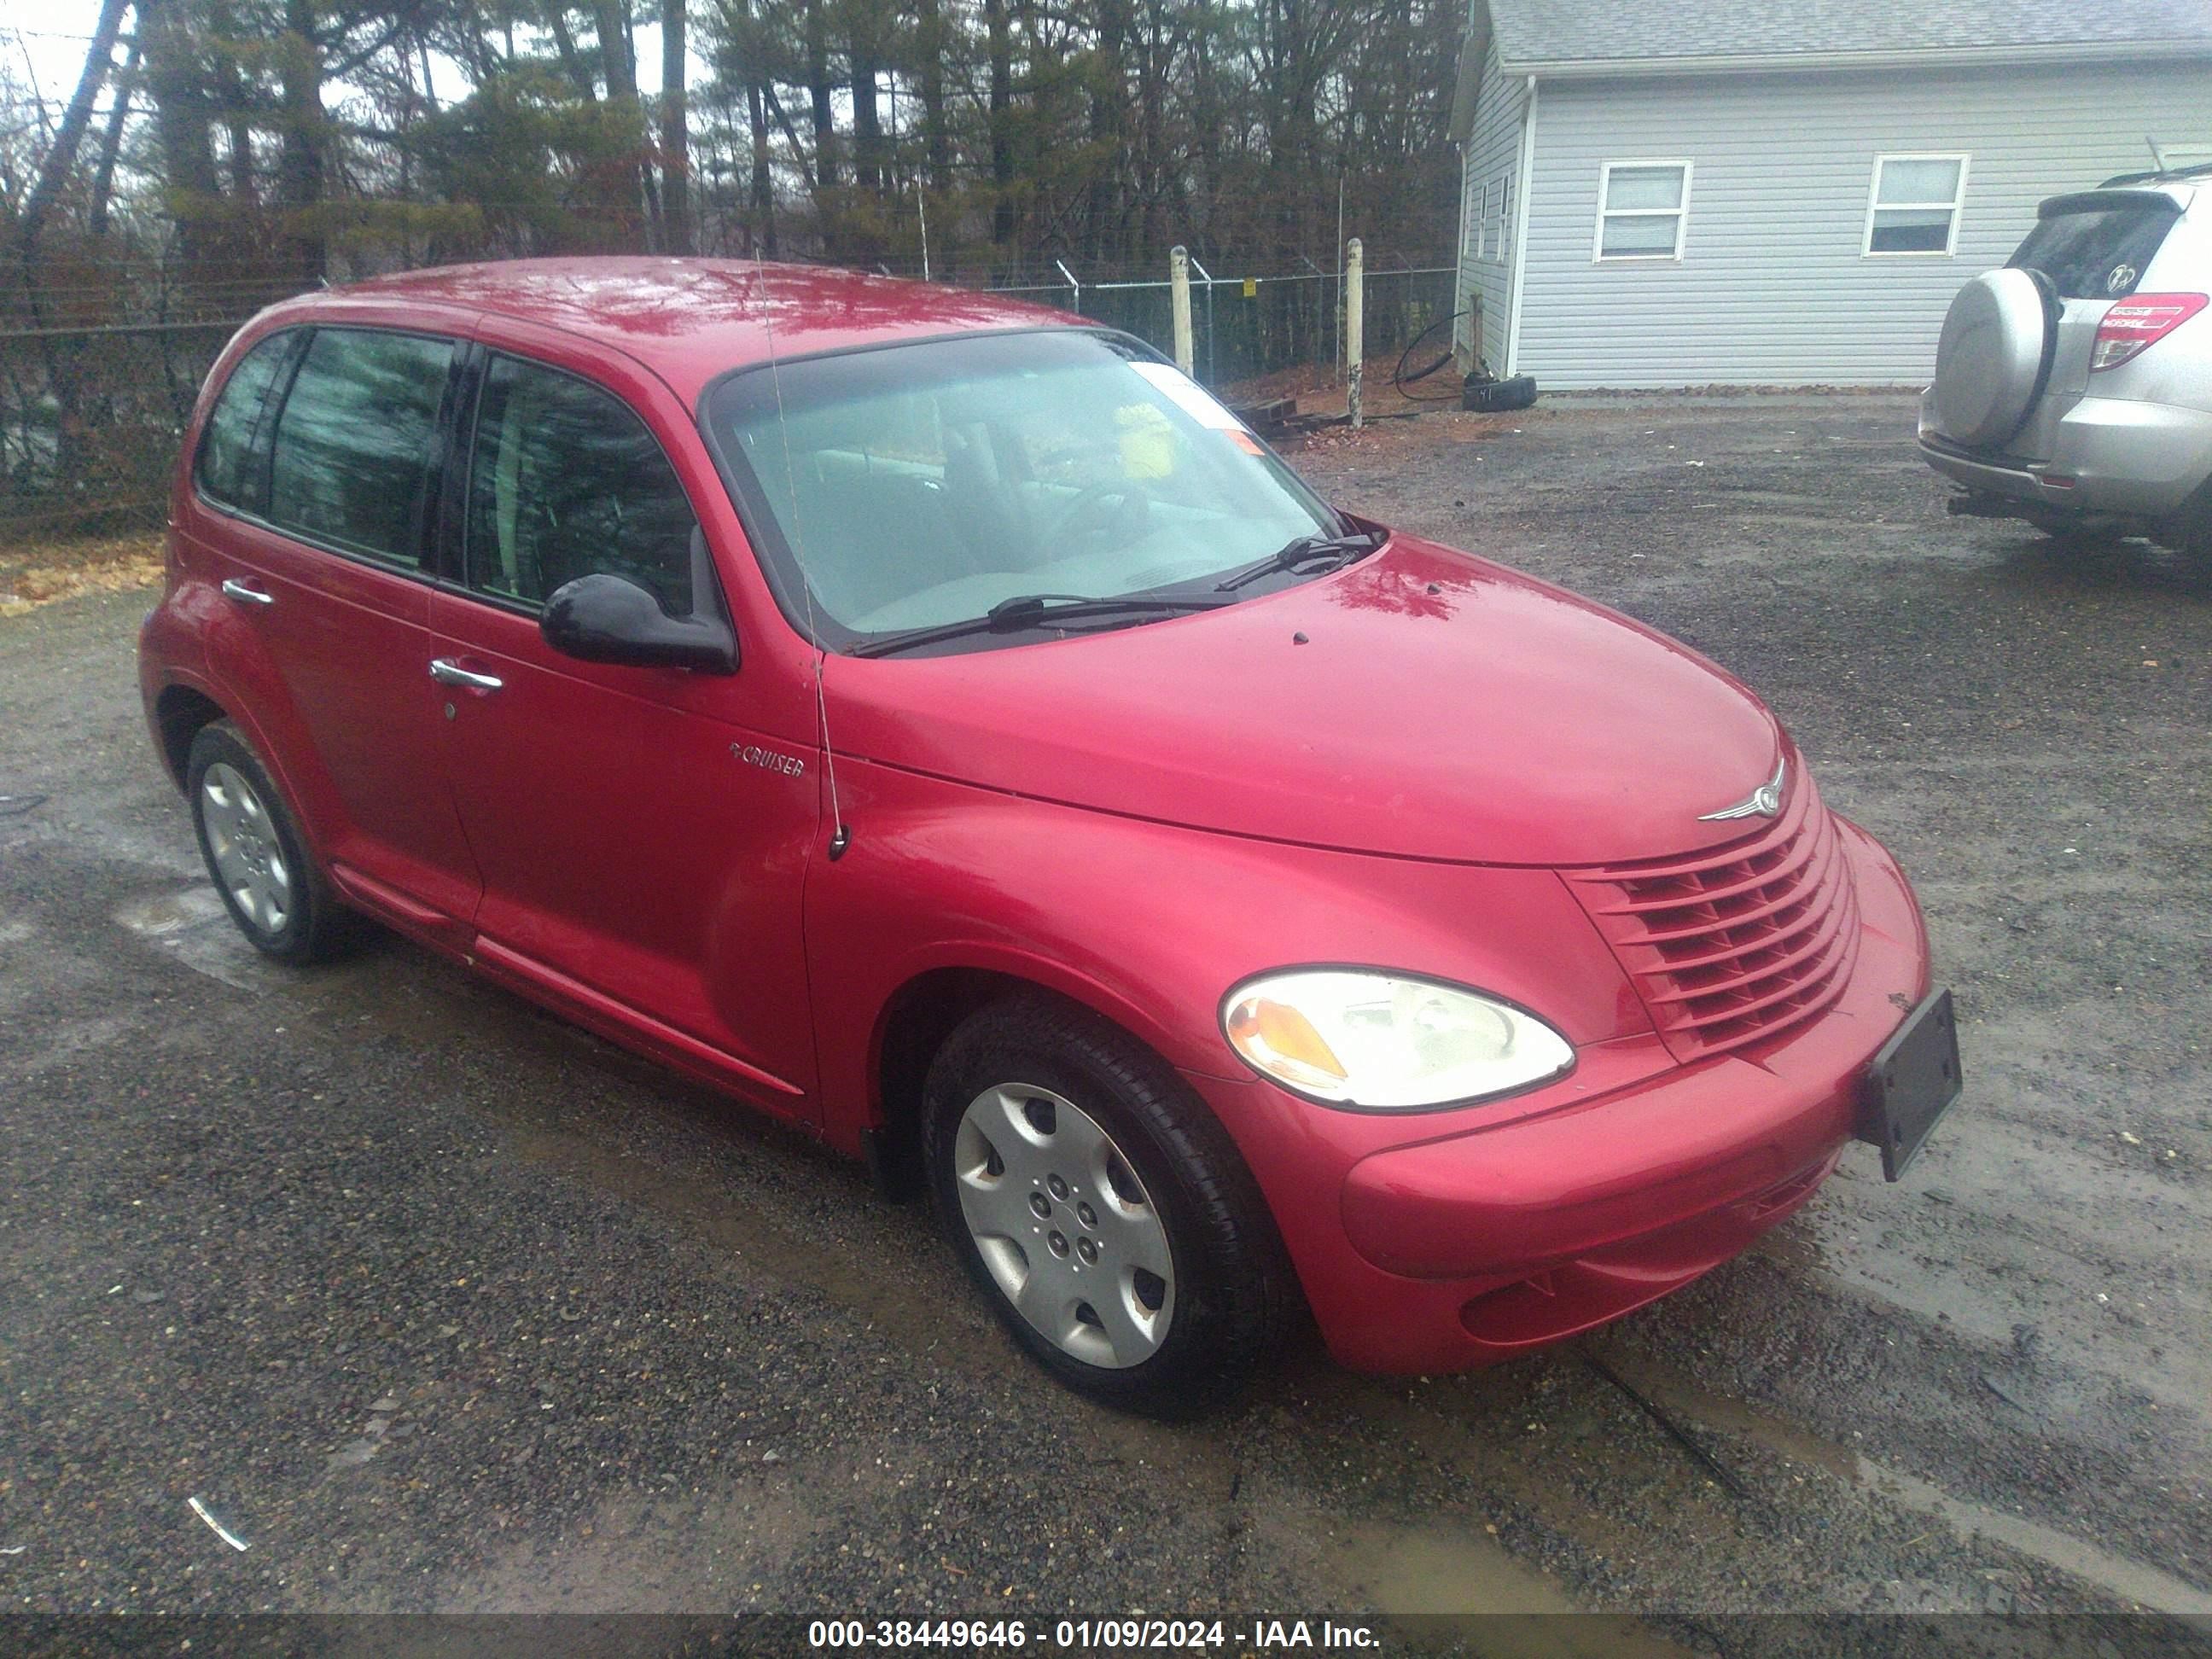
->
1392, 309, 1473, 403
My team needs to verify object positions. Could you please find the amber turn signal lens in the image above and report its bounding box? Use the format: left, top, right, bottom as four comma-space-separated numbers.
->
1226, 996, 1350, 1087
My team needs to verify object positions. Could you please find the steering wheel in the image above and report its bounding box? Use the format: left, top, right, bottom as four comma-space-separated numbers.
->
1041, 480, 1150, 550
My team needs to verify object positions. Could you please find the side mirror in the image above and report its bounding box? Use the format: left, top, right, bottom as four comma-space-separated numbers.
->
541, 573, 738, 674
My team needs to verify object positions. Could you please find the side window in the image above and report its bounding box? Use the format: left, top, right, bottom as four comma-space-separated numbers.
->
195, 332, 294, 510
465, 354, 698, 616
1865, 154, 1968, 256
1595, 160, 1691, 261
267, 328, 453, 568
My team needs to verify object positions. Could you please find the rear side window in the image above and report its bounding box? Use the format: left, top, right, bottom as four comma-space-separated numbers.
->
2011, 202, 2180, 299
267, 328, 453, 568
195, 332, 294, 510
464, 354, 698, 616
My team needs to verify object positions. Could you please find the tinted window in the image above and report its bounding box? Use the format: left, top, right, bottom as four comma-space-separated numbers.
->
465, 355, 697, 615
267, 328, 452, 566
195, 332, 294, 509
2011, 202, 2180, 299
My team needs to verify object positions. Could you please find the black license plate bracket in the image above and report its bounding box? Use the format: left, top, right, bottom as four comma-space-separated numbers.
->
1858, 988, 1963, 1182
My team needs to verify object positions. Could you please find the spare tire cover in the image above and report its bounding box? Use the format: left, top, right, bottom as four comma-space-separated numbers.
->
1931, 269, 2050, 449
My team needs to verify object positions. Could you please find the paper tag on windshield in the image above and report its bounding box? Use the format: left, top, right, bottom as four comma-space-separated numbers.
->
1130, 361, 1248, 432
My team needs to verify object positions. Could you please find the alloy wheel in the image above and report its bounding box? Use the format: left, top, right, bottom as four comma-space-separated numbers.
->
200, 761, 292, 937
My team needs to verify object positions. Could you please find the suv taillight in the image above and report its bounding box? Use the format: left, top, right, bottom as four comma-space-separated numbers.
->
2092, 292, 2208, 371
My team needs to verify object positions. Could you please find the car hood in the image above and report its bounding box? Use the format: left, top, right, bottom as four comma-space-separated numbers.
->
821, 535, 1784, 867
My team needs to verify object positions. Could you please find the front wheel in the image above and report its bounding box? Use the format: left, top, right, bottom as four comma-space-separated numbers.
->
922, 996, 1293, 1416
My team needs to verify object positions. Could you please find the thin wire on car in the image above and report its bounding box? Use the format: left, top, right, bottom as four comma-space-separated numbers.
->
751, 252, 853, 860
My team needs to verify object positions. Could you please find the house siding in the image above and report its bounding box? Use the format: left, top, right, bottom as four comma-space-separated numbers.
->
1455, 40, 1525, 371
1514, 61, 2212, 387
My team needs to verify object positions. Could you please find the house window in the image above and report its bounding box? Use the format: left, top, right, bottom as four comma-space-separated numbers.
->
1866, 154, 1969, 255
1595, 161, 1691, 261
1487, 174, 1512, 265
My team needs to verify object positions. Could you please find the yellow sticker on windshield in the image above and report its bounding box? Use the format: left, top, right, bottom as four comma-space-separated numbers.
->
1115, 403, 1177, 478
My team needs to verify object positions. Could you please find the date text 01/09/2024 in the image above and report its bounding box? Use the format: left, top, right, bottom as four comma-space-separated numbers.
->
805, 1618, 1382, 1650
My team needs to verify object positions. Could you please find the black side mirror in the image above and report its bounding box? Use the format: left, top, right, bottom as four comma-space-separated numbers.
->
541, 573, 738, 674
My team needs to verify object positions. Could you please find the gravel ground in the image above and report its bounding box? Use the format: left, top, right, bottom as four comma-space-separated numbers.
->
2, 392, 2209, 1655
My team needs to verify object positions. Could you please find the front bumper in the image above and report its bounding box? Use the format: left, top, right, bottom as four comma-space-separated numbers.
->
1918, 392, 2212, 520
1183, 817, 1932, 1376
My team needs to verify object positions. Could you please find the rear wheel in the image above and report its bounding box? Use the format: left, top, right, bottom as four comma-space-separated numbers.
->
186, 720, 353, 963
921, 995, 1293, 1416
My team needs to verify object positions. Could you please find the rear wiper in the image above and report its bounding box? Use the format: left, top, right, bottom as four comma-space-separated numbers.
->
850, 592, 1231, 659
1214, 529, 1382, 592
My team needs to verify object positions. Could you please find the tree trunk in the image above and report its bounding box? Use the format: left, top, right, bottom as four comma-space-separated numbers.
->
590, 0, 655, 248
746, 79, 777, 258
983, 0, 1015, 246
140, 0, 227, 289
276, 0, 330, 285
914, 0, 951, 196
804, 0, 838, 192
1086, 0, 1131, 264
88, 36, 143, 236
18, 0, 130, 247
545, 6, 598, 102
661, 0, 691, 253
849, 6, 882, 199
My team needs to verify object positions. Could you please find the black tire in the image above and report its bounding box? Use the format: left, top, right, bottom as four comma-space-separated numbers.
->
185, 719, 355, 963
2162, 480, 2212, 565
1464, 374, 1536, 413
921, 995, 1294, 1417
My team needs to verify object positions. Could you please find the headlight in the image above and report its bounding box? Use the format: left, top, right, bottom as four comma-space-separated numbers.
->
1220, 969, 1574, 1111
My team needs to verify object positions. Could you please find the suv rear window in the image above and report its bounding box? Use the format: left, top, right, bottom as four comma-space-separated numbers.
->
2010, 199, 2180, 300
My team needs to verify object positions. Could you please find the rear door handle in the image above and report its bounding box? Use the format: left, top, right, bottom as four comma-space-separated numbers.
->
429, 658, 504, 692
220, 578, 274, 607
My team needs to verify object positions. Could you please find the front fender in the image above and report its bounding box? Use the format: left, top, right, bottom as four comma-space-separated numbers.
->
804, 756, 1648, 1155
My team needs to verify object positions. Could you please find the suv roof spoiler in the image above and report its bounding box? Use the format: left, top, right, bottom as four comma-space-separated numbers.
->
2041, 188, 2188, 219
2098, 160, 2212, 188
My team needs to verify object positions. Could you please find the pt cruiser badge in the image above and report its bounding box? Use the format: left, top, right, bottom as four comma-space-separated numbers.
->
1698, 760, 1787, 822
733, 742, 806, 777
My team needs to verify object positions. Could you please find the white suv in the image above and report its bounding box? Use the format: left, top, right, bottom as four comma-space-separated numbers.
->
1918, 166, 2210, 559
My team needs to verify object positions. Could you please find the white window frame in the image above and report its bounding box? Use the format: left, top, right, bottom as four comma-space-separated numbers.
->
1593, 160, 1692, 263
1486, 172, 1512, 265
1863, 153, 1970, 258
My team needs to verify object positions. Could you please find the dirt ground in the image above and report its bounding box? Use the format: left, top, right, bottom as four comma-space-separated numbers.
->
2, 393, 2209, 1654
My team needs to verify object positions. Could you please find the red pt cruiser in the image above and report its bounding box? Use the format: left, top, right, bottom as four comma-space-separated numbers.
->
138, 259, 1961, 1414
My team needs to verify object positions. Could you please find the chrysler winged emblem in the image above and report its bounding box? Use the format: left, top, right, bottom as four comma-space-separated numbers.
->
1698, 759, 1787, 823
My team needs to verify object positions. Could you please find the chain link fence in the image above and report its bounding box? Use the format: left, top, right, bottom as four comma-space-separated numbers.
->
0, 253, 1458, 546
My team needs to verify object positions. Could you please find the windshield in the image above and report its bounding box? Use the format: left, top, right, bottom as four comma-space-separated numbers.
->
702, 329, 1340, 649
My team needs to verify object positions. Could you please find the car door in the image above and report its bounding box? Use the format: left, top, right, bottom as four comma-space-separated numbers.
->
428, 343, 821, 1115
195, 323, 482, 940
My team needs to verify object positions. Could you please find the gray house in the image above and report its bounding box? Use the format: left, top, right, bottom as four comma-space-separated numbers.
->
1449, 0, 2212, 388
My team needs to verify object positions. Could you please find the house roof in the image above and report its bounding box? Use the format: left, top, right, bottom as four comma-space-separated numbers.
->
1484, 0, 2212, 76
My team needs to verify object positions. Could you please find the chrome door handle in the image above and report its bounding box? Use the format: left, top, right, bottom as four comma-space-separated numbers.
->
220, 578, 274, 607
428, 658, 503, 691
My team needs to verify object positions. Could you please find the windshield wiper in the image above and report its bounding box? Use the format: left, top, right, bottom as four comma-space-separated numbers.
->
1213, 529, 1382, 592
850, 592, 1231, 659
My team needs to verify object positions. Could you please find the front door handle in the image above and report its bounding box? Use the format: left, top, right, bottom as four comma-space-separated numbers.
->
220, 578, 274, 607
429, 658, 504, 692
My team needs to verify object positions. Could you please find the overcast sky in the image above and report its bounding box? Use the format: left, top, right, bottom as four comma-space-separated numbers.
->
6, 4, 689, 131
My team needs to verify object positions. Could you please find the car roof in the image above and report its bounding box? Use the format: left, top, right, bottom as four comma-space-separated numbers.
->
306, 257, 1084, 405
